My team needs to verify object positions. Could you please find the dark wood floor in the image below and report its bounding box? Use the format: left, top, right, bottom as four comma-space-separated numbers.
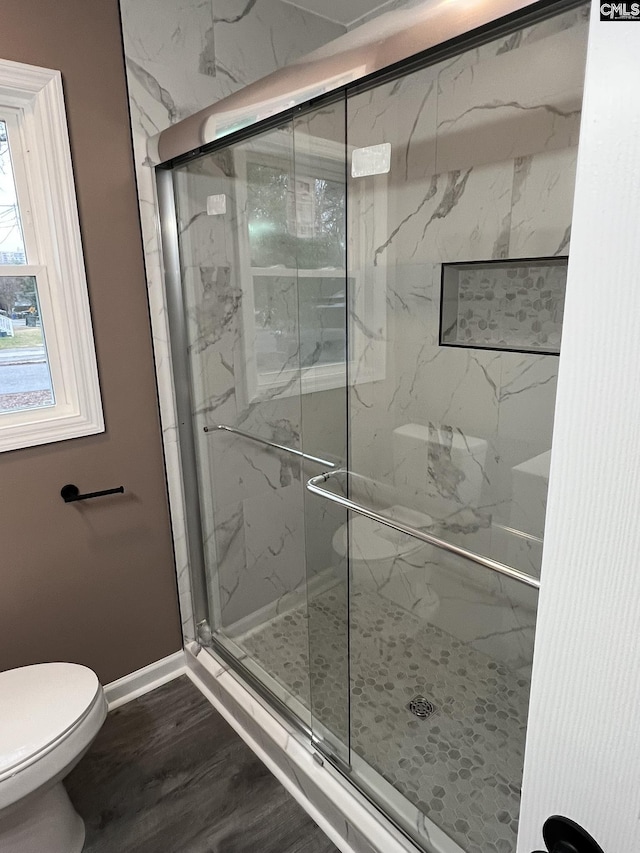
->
66, 676, 340, 853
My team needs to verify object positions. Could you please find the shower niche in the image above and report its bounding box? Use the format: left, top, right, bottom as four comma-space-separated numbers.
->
440, 257, 567, 355
160, 3, 589, 852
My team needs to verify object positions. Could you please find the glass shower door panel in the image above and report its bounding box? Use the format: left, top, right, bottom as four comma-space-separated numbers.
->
173, 124, 313, 725
348, 508, 537, 853
294, 99, 350, 763
345, 4, 587, 852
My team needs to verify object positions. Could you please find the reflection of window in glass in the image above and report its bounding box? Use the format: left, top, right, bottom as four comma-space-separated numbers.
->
0, 120, 26, 265
0, 275, 54, 413
244, 159, 347, 392
246, 162, 345, 269
235, 136, 387, 402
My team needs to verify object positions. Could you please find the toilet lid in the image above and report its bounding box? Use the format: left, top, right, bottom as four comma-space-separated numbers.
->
0, 663, 100, 777
333, 504, 433, 561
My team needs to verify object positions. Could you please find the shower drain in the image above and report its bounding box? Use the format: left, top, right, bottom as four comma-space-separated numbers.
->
407, 696, 438, 719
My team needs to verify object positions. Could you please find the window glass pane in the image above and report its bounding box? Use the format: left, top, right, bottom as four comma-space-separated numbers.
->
246, 162, 345, 269
0, 275, 54, 413
0, 120, 26, 265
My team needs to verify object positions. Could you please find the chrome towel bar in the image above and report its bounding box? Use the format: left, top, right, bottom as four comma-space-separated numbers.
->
205, 423, 337, 469
306, 469, 540, 590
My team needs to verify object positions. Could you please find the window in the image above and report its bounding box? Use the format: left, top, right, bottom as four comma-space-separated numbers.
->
0, 58, 103, 451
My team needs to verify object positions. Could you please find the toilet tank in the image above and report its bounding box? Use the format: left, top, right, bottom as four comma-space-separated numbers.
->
392, 423, 488, 516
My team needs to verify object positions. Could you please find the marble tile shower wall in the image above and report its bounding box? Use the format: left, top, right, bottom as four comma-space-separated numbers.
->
346, 8, 587, 574
120, 0, 345, 639
121, 0, 587, 641
175, 6, 587, 638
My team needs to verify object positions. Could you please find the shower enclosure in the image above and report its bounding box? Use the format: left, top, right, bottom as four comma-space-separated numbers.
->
158, 2, 588, 851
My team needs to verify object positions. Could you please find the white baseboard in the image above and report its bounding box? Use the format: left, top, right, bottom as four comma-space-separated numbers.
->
104, 649, 186, 710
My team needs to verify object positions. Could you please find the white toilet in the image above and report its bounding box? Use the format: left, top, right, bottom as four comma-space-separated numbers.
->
0, 663, 107, 853
331, 424, 489, 617
332, 504, 441, 619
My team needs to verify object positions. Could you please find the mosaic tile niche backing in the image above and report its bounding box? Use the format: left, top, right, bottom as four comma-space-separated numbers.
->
440, 258, 567, 354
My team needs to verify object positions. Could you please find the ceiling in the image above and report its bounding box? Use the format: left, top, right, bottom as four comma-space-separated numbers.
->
280, 0, 404, 28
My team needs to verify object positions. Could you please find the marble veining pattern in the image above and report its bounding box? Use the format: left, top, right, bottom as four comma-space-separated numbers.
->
344, 8, 586, 561
120, 0, 586, 638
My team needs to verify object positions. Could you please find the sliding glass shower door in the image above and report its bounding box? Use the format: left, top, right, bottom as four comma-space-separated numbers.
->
302, 4, 583, 849
172, 121, 311, 725
171, 99, 350, 743
166, 2, 587, 851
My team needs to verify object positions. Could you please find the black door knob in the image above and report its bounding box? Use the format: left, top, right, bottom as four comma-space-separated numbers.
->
533, 816, 605, 853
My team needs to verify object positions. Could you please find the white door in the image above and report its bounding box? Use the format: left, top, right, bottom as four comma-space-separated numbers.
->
518, 6, 640, 851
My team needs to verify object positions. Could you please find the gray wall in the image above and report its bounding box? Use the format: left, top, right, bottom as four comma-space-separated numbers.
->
0, 0, 182, 682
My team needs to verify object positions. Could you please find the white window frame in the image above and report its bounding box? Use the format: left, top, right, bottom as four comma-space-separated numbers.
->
0, 58, 103, 451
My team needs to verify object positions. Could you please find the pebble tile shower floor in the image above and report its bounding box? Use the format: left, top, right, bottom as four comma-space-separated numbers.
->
240, 585, 531, 853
